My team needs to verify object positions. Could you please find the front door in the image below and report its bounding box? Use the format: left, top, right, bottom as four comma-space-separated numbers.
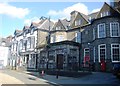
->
56, 54, 63, 69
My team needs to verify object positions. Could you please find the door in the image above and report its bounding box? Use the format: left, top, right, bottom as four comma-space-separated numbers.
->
56, 54, 64, 69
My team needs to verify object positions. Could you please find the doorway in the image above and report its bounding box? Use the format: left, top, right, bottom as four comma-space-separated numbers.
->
56, 54, 64, 69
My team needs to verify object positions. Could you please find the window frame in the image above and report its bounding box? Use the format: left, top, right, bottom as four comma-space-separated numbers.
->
56, 26, 61, 30
75, 31, 81, 43
27, 37, 31, 49
98, 23, 106, 38
110, 22, 119, 37
111, 44, 120, 62
75, 19, 81, 26
56, 35, 64, 42
19, 40, 23, 51
100, 11, 109, 17
30, 36, 35, 49
50, 35, 54, 43
98, 44, 106, 62
84, 48, 90, 57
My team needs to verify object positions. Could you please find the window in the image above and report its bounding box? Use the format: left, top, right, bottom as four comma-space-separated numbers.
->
98, 44, 106, 62
93, 28, 95, 40
111, 44, 120, 62
100, 11, 110, 17
85, 30, 88, 35
14, 43, 17, 51
50, 36, 54, 43
100, 13, 103, 17
12, 43, 15, 51
22, 39, 26, 50
2, 42, 6, 46
110, 22, 119, 37
84, 48, 90, 67
75, 19, 81, 26
50, 35, 55, 43
27, 37, 31, 49
75, 32, 81, 43
56, 26, 61, 30
84, 48, 90, 57
56, 35, 64, 42
31, 36, 35, 49
19, 40, 22, 50
98, 23, 106, 38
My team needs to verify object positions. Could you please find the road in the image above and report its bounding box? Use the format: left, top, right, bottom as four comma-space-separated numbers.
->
0, 69, 120, 86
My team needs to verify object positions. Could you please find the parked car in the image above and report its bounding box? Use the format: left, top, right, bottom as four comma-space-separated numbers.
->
112, 62, 120, 79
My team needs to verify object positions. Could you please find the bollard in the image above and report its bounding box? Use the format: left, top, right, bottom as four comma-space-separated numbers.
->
41, 70, 44, 77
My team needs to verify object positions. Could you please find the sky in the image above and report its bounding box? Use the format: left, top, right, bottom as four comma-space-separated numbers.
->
0, 1, 110, 37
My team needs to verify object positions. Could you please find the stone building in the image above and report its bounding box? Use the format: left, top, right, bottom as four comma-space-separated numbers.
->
80, 2, 120, 72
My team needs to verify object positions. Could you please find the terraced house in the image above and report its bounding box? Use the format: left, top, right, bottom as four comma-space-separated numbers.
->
10, 17, 54, 70
10, 1, 120, 72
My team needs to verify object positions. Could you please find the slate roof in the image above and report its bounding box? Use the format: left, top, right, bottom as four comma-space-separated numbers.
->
80, 12, 89, 22
37, 18, 54, 31
88, 11, 99, 20
60, 19, 70, 30
0, 36, 12, 47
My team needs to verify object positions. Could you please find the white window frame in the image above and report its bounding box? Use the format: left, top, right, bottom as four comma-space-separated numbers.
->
56, 35, 64, 42
111, 44, 120, 62
100, 13, 103, 17
19, 41, 22, 50
31, 36, 35, 49
22, 40, 26, 50
56, 26, 61, 30
75, 19, 81, 26
27, 37, 31, 49
50, 36, 54, 43
100, 11, 109, 17
106, 11, 109, 16
98, 23, 106, 38
110, 22, 119, 37
75, 31, 81, 43
84, 48, 90, 57
98, 44, 106, 62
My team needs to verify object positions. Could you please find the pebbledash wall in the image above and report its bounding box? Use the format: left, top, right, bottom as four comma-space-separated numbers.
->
81, 16, 120, 72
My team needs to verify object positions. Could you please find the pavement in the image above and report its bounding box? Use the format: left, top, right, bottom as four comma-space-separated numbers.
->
0, 69, 51, 85
0, 71, 24, 85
